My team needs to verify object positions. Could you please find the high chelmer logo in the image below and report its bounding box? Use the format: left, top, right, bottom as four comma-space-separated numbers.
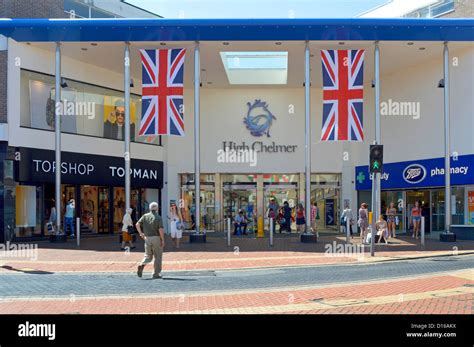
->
403, 164, 427, 184
243, 99, 276, 137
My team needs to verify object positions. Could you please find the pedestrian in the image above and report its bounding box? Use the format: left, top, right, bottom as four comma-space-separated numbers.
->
375, 215, 389, 244
341, 204, 354, 238
282, 201, 292, 233
48, 199, 57, 234
310, 202, 320, 237
233, 210, 247, 235
295, 203, 306, 233
136, 202, 165, 279
121, 208, 136, 250
64, 199, 75, 238
277, 207, 285, 233
169, 202, 184, 249
386, 202, 397, 239
411, 201, 422, 239
358, 203, 369, 244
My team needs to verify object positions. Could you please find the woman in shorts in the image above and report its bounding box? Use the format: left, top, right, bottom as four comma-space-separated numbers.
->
169, 202, 183, 249
386, 202, 397, 239
411, 201, 422, 239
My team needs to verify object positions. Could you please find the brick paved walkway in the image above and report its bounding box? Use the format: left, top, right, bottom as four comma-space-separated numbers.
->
0, 233, 472, 273
0, 270, 471, 314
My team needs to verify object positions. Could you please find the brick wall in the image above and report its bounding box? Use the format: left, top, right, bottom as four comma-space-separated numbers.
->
441, 0, 474, 18
0, 0, 66, 19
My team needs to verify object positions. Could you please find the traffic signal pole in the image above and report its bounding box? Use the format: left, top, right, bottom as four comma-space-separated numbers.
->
371, 42, 381, 257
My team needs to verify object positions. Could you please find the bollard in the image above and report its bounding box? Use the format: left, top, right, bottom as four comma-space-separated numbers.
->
76, 217, 80, 247
269, 217, 274, 247
227, 218, 231, 247
421, 216, 425, 246
346, 217, 350, 244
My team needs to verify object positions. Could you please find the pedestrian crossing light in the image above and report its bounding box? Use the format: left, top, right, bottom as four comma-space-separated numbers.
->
369, 145, 383, 173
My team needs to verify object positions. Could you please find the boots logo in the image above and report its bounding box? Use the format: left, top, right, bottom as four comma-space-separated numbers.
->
403, 164, 427, 184
243, 99, 276, 137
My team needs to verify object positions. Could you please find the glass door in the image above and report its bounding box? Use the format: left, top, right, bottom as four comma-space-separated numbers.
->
381, 191, 405, 233
265, 184, 298, 232
181, 186, 216, 230
97, 187, 109, 233
81, 186, 98, 232
311, 186, 340, 232
406, 190, 430, 233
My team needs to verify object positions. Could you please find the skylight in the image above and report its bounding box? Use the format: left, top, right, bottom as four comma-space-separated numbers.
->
220, 51, 288, 85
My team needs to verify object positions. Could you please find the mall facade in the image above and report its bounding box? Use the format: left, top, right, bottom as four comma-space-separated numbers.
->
0, 16, 473, 242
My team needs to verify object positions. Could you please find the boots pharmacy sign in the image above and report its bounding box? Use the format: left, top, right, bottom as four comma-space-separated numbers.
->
355, 154, 474, 190
15, 147, 163, 188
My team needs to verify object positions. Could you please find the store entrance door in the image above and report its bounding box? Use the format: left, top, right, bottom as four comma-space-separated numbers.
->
311, 186, 340, 233
264, 183, 298, 233
406, 190, 431, 233
223, 184, 257, 234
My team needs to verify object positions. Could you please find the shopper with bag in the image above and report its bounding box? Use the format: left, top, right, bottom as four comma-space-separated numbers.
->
121, 208, 136, 250
341, 204, 354, 238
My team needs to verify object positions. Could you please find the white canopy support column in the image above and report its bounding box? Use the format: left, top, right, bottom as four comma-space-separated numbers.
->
54, 42, 62, 234
124, 42, 131, 213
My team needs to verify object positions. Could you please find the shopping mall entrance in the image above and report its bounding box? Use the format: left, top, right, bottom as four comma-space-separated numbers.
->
179, 173, 341, 234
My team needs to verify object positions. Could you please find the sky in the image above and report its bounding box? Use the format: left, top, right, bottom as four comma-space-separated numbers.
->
126, 0, 389, 18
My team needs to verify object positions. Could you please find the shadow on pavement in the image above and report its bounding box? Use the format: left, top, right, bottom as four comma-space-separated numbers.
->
1, 265, 54, 275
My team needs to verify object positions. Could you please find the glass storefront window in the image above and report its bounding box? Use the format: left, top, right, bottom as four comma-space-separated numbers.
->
311, 174, 341, 185
180, 174, 215, 230
263, 174, 298, 184
15, 185, 39, 237
432, 187, 466, 231
20, 69, 160, 146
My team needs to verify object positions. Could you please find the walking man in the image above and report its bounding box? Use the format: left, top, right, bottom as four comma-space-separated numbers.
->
136, 202, 165, 279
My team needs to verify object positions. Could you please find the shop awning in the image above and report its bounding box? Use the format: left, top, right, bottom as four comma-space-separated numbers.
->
0, 18, 472, 42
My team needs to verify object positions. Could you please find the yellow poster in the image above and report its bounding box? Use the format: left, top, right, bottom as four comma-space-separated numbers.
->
103, 96, 137, 141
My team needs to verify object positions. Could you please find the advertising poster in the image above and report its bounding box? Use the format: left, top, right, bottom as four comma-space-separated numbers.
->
468, 191, 474, 225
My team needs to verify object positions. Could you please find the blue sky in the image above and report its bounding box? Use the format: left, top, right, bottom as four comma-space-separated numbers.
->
127, 0, 389, 18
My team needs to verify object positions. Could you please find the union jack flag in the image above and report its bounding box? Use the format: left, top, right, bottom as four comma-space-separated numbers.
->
320, 49, 365, 142
139, 48, 186, 136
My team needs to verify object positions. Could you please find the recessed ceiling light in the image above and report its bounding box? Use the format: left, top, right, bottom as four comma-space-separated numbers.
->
81, 48, 88, 51
160, 42, 166, 46
275, 42, 282, 45
26, 42, 31, 45
338, 42, 345, 45
91, 43, 98, 46
223, 42, 230, 46
419, 47, 426, 50
407, 42, 414, 45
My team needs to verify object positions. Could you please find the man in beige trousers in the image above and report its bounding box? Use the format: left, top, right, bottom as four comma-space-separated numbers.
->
135, 202, 165, 279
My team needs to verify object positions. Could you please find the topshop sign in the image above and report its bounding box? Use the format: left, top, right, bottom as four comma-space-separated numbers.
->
16, 148, 163, 188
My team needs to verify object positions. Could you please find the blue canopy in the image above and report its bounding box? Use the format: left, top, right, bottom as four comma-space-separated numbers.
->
0, 18, 472, 42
